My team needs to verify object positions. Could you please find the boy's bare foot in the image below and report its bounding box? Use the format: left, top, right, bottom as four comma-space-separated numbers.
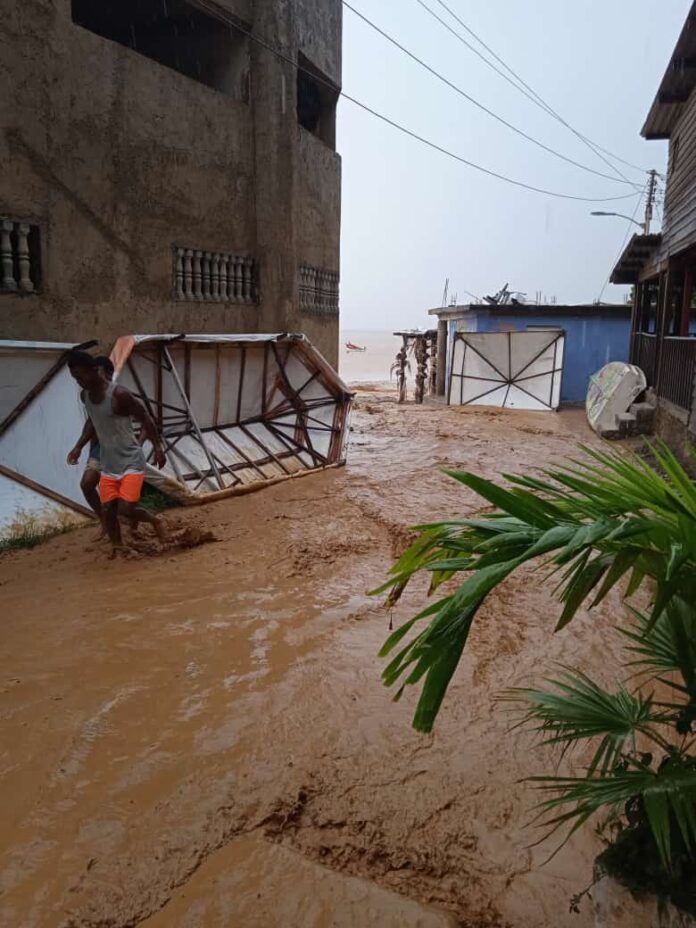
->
108, 544, 130, 560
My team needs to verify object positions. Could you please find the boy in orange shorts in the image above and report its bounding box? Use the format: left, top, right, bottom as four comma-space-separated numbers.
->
67, 351, 167, 555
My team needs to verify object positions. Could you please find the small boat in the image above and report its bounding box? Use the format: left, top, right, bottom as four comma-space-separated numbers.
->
345, 341, 366, 352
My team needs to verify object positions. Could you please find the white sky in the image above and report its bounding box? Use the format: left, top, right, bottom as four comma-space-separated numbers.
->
337, 0, 689, 329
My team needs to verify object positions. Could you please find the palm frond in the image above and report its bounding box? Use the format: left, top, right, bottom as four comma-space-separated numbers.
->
378, 441, 696, 733
505, 669, 660, 775
623, 599, 696, 696
531, 759, 696, 867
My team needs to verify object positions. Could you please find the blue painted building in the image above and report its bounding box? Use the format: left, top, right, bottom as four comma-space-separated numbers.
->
430, 304, 633, 404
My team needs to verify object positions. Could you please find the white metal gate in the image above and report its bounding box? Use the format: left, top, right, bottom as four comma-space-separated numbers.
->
448, 329, 565, 410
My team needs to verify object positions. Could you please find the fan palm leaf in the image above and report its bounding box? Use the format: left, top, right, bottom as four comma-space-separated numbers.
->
505, 669, 664, 775
530, 759, 696, 868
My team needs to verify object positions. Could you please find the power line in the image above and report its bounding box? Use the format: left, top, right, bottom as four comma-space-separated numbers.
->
243, 23, 645, 203
596, 187, 647, 303
423, 0, 652, 181
344, 2, 640, 187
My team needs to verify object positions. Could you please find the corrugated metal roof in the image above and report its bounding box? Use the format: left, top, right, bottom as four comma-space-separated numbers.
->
643, 1, 696, 139
610, 233, 663, 284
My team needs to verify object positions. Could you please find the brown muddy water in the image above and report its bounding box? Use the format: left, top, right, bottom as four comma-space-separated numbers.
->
0, 392, 628, 927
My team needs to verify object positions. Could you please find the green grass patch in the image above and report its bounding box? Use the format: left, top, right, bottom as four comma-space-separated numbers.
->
139, 483, 181, 514
0, 518, 74, 553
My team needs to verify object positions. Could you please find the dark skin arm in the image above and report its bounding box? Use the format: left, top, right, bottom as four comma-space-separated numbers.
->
112, 386, 166, 468
67, 418, 96, 465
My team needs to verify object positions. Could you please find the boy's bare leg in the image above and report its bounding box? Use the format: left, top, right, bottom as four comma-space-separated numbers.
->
118, 501, 166, 543
105, 501, 126, 555
81, 469, 107, 537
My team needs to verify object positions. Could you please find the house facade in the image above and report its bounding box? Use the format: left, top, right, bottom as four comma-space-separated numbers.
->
429, 303, 632, 404
611, 1, 696, 452
0, 0, 342, 366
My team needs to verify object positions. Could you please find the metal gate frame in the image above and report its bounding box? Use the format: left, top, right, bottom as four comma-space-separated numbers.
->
448, 329, 565, 410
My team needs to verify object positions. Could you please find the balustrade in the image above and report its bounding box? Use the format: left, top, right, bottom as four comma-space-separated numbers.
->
175, 247, 256, 303
1, 219, 40, 293
299, 264, 339, 314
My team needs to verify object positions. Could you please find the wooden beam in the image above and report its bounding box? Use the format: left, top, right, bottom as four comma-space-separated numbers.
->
236, 345, 246, 424
672, 56, 696, 71
238, 423, 293, 475
0, 339, 97, 437
213, 345, 221, 427
0, 463, 94, 519
180, 461, 346, 506
162, 345, 225, 490
680, 265, 693, 337
658, 90, 691, 104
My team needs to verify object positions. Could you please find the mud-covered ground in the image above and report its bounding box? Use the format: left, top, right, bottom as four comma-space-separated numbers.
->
0, 393, 628, 927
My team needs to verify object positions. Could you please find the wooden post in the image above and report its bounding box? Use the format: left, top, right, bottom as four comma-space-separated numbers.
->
162, 345, 225, 490
629, 283, 641, 365
414, 334, 427, 404
655, 265, 672, 397
436, 319, 447, 396
680, 266, 693, 337
394, 335, 408, 404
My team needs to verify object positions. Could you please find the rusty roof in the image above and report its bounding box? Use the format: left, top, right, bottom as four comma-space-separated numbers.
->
643, 1, 696, 139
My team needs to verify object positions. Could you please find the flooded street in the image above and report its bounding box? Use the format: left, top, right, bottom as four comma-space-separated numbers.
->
0, 392, 627, 927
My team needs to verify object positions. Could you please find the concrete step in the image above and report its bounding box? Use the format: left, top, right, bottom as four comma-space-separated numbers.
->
629, 400, 656, 434
617, 411, 638, 438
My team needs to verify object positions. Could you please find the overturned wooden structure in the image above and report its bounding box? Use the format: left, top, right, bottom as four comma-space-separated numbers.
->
0, 335, 352, 540
111, 334, 353, 499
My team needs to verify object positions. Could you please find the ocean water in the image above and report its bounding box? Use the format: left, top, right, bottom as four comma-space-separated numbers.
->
339, 330, 402, 384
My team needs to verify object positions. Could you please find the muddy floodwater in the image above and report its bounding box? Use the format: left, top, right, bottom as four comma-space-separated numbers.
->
0, 392, 627, 927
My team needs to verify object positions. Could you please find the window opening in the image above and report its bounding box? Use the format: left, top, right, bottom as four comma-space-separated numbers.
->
72, 0, 250, 101
297, 53, 338, 148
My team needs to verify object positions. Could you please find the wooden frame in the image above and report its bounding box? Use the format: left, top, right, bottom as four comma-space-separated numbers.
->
113, 334, 353, 500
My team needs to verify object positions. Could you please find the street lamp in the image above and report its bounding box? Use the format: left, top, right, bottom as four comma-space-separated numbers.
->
590, 211, 644, 227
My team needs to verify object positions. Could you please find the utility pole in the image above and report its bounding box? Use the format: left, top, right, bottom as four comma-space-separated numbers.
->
644, 169, 658, 234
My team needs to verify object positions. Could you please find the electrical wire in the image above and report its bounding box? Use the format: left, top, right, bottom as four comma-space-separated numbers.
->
344, 1, 640, 187
423, 0, 654, 180
596, 187, 647, 303
242, 23, 646, 203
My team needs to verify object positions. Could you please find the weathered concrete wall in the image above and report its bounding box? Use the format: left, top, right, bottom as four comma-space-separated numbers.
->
0, 0, 341, 365
655, 400, 696, 475
291, 128, 341, 363
295, 0, 342, 84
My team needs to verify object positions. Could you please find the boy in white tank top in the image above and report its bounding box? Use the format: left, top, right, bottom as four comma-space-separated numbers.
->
67, 351, 167, 555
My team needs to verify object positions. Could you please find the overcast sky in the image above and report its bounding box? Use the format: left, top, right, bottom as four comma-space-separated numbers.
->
337, 0, 689, 330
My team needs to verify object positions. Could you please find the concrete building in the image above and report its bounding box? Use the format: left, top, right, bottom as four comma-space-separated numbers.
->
430, 303, 632, 404
0, 0, 342, 366
610, 1, 696, 458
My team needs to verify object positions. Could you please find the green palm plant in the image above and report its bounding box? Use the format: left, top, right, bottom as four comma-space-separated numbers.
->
376, 441, 696, 733
504, 602, 696, 907
376, 439, 696, 885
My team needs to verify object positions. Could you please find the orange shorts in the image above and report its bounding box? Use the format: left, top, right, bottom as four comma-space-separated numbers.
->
100, 473, 145, 505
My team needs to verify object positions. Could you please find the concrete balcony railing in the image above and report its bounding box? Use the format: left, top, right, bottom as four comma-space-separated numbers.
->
174, 247, 257, 304
299, 265, 339, 315
1, 219, 40, 294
